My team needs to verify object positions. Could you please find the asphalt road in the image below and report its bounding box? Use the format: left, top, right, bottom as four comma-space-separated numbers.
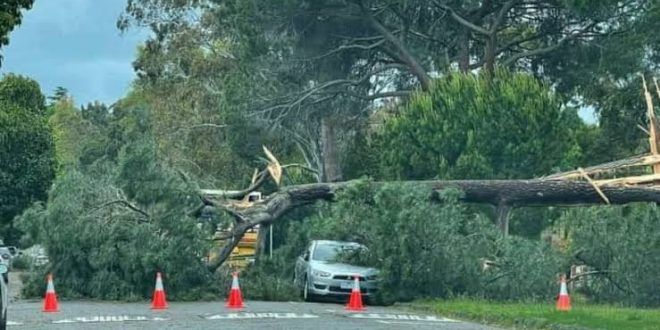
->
7, 299, 500, 330
6, 273, 499, 329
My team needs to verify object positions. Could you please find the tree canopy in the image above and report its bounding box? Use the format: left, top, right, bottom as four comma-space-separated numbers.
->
0, 0, 34, 64
0, 74, 54, 243
377, 69, 579, 180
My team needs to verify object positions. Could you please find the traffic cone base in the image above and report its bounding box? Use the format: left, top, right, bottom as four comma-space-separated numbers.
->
345, 276, 365, 312
226, 272, 245, 309
43, 274, 59, 313
556, 275, 571, 311
151, 272, 168, 310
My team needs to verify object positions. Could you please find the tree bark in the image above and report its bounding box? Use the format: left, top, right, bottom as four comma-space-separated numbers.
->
496, 204, 511, 236
254, 224, 269, 263
458, 28, 470, 73
321, 117, 342, 182
205, 178, 660, 272
484, 34, 497, 74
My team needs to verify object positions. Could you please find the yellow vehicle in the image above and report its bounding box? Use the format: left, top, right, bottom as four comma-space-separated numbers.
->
211, 227, 259, 269
208, 192, 262, 269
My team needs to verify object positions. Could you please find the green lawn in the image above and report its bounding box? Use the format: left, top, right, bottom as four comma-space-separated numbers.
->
408, 298, 660, 330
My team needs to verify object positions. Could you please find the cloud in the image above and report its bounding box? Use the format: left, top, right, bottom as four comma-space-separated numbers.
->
26, 0, 93, 34
1, 1, 145, 105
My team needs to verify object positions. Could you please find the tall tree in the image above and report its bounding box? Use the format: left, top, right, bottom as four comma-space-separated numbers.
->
0, 74, 55, 243
0, 0, 34, 65
377, 69, 578, 181
120, 0, 657, 182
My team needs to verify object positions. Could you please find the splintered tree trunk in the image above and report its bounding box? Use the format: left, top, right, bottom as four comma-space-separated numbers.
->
321, 117, 342, 182
205, 179, 660, 272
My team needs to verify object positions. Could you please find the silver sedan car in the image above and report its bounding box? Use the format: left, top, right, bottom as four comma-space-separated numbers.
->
294, 240, 378, 302
0, 264, 7, 330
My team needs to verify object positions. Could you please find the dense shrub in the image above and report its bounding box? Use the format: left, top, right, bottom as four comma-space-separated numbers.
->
256, 181, 567, 303
562, 204, 660, 307
16, 139, 220, 301
240, 257, 300, 302
376, 69, 579, 181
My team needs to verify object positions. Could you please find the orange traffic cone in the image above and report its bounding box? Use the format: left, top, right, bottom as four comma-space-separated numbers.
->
556, 275, 571, 311
151, 272, 168, 310
226, 272, 244, 309
345, 275, 365, 312
43, 273, 59, 313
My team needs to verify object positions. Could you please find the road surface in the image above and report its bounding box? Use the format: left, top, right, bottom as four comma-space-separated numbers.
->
7, 300, 499, 329
6, 273, 499, 329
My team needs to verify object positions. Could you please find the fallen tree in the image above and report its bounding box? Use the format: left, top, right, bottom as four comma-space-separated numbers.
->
203, 78, 660, 271
203, 176, 660, 271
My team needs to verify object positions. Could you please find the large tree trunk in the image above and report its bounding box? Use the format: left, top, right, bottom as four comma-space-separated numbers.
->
205, 178, 660, 272
321, 117, 342, 182
458, 28, 470, 73
484, 34, 497, 74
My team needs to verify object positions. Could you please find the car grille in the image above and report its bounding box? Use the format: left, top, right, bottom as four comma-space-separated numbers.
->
329, 286, 369, 294
333, 275, 365, 281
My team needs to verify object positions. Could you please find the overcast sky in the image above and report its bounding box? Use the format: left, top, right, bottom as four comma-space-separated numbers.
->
1, 0, 147, 106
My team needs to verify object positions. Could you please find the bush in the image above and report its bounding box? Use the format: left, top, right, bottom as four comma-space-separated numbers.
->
274, 181, 566, 303
562, 204, 660, 307
376, 69, 578, 181
15, 138, 220, 301
10, 255, 31, 270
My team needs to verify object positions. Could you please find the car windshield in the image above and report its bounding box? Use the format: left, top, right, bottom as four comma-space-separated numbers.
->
312, 243, 358, 262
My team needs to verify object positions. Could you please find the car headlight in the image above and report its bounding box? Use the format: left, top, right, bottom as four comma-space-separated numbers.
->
311, 270, 331, 278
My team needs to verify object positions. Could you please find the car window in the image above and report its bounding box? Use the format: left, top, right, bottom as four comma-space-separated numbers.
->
312, 243, 361, 262
312, 244, 340, 262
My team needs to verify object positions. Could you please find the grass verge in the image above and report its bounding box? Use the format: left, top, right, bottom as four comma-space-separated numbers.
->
408, 298, 660, 330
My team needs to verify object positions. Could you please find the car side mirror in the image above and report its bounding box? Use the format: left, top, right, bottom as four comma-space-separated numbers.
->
303, 252, 310, 261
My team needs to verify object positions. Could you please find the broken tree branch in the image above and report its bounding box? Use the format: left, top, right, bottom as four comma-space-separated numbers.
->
578, 167, 610, 204
543, 154, 660, 180
642, 75, 660, 174
91, 200, 151, 222
204, 179, 660, 271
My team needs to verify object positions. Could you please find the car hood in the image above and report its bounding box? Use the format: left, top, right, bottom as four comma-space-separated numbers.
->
310, 261, 378, 276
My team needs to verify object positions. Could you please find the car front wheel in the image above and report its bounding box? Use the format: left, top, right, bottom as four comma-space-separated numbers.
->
303, 277, 313, 302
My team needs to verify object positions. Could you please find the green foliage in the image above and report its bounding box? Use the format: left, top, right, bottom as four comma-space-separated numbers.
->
16, 109, 220, 300
0, 0, 34, 63
378, 70, 578, 180
48, 98, 105, 171
0, 74, 55, 244
0, 74, 45, 112
240, 257, 300, 302
562, 205, 660, 307
271, 182, 566, 303
9, 254, 30, 270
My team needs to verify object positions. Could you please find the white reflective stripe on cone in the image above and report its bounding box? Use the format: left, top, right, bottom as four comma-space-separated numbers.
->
560, 281, 568, 295
155, 278, 164, 291
353, 276, 360, 292
231, 275, 240, 289
47, 279, 55, 293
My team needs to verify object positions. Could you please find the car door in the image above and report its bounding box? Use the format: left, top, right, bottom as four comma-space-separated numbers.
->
294, 243, 312, 288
